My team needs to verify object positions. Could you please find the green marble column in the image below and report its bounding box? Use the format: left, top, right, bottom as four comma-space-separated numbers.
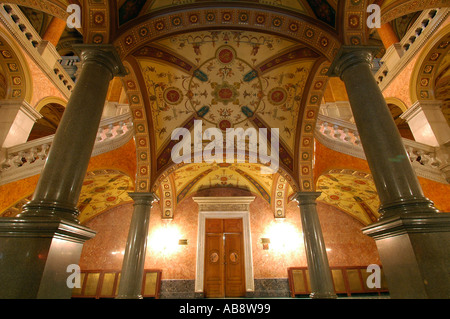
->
328, 46, 450, 298
116, 192, 159, 299
328, 46, 438, 219
292, 192, 336, 299
0, 45, 126, 299
20, 45, 127, 223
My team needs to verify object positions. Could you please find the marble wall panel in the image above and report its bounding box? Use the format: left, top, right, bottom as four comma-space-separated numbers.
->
79, 187, 382, 282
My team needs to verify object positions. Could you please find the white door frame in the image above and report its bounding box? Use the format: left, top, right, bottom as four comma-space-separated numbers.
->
193, 197, 255, 294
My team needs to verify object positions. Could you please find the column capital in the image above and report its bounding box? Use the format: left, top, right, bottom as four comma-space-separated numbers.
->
327, 46, 382, 78
291, 192, 322, 205
73, 44, 127, 77
128, 192, 159, 206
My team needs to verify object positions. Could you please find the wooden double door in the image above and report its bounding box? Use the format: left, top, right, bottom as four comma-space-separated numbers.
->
204, 218, 246, 298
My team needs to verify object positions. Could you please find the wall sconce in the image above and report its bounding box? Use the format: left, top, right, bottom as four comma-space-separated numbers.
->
178, 239, 188, 246
260, 238, 270, 250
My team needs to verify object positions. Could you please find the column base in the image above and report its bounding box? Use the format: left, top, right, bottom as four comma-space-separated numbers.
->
362, 213, 450, 299
0, 216, 96, 299
19, 199, 81, 224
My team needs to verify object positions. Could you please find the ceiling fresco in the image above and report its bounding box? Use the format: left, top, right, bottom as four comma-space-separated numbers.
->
118, 0, 338, 27
0, 170, 134, 223
77, 170, 134, 223
158, 162, 294, 205
316, 169, 380, 226
135, 30, 319, 155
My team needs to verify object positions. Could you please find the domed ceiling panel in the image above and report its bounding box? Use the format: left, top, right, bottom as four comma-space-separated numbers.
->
118, 0, 338, 28
170, 162, 293, 204
77, 170, 134, 223
135, 30, 320, 156
316, 169, 380, 226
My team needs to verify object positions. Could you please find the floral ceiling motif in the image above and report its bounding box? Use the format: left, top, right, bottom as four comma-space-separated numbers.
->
164, 162, 294, 205
137, 30, 318, 155
118, 0, 337, 27
77, 170, 134, 223
316, 169, 380, 226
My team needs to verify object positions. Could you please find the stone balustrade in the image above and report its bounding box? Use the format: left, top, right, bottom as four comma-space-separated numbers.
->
0, 3, 75, 96
375, 8, 449, 90
0, 113, 134, 186
315, 114, 450, 184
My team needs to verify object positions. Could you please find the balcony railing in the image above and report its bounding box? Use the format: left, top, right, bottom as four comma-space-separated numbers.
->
315, 114, 449, 184
0, 3, 75, 97
375, 8, 449, 90
0, 113, 134, 186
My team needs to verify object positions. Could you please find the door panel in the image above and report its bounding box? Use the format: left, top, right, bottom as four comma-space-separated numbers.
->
204, 233, 224, 298
225, 233, 245, 297
224, 219, 242, 233
206, 219, 223, 233
204, 219, 245, 298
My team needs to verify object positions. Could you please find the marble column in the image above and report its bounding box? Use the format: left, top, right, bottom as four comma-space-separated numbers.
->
292, 192, 336, 299
20, 45, 127, 223
377, 23, 400, 49
116, 192, 159, 299
328, 46, 450, 298
328, 46, 438, 219
42, 17, 67, 47
0, 45, 126, 299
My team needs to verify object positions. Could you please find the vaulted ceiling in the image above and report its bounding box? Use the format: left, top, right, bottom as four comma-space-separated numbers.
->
6, 0, 445, 221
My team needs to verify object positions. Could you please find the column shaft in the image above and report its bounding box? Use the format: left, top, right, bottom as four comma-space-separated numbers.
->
293, 192, 336, 299
42, 17, 67, 47
378, 23, 400, 49
20, 45, 126, 223
329, 47, 438, 219
0, 45, 125, 299
330, 46, 450, 298
116, 192, 158, 299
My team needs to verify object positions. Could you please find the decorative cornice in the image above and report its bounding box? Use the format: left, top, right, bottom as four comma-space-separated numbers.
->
401, 100, 444, 122
193, 196, 255, 212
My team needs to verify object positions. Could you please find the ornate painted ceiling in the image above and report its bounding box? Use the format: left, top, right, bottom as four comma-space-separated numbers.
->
6, 0, 444, 224
136, 30, 317, 154
77, 170, 134, 223
316, 169, 380, 225
126, 27, 327, 201
118, 0, 338, 28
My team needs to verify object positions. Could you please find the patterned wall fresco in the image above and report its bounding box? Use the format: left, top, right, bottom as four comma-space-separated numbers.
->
0, 29, 30, 101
